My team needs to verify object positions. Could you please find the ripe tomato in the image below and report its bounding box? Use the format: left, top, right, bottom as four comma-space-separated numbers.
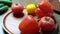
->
19, 15, 39, 34
38, 1, 53, 17
35, 8, 52, 18
35, 8, 44, 18
11, 3, 24, 15
38, 17, 55, 31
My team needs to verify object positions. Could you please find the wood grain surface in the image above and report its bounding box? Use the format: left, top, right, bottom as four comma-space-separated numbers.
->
49, 0, 60, 11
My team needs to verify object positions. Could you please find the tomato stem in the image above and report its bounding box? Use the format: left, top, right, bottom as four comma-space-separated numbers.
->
16, 4, 18, 5
45, 17, 49, 21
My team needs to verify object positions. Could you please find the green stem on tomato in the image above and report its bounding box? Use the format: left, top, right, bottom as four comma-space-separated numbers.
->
45, 17, 49, 21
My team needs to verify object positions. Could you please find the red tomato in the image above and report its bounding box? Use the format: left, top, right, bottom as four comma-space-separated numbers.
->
11, 3, 24, 15
38, 17, 55, 31
35, 8, 52, 18
38, 1, 53, 17
35, 8, 44, 18
19, 15, 39, 34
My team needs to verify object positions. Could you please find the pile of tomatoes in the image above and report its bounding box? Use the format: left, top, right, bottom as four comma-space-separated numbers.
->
11, 0, 56, 34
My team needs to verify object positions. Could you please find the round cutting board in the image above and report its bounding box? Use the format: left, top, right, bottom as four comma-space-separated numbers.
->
3, 9, 28, 34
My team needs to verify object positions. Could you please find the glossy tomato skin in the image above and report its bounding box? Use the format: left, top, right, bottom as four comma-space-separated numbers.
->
35, 8, 44, 18
11, 3, 24, 15
35, 8, 52, 18
19, 15, 39, 34
38, 1, 53, 17
38, 17, 55, 31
